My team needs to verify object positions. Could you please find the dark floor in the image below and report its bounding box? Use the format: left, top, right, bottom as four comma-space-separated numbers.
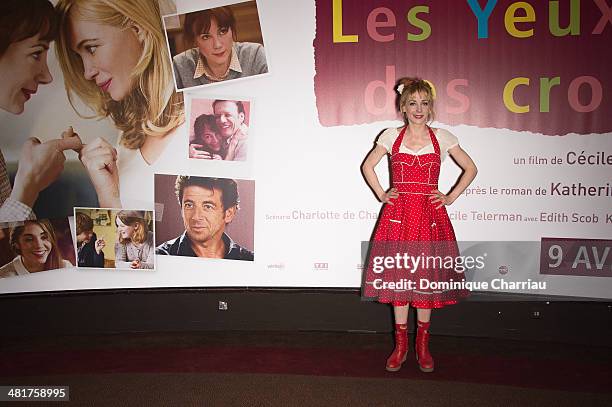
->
3, 330, 611, 363
1, 331, 611, 406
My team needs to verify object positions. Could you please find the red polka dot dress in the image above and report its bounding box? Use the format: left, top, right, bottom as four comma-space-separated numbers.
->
363, 126, 469, 308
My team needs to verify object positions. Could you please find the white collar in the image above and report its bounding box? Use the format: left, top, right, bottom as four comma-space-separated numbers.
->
13, 256, 31, 275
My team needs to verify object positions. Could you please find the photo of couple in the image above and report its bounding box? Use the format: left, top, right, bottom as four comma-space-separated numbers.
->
0, 0, 185, 220
189, 99, 250, 162
75, 208, 155, 270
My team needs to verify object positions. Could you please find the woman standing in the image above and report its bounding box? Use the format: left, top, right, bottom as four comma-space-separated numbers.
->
55, 0, 184, 209
172, 6, 268, 89
114, 210, 154, 270
362, 78, 477, 372
0, 220, 73, 278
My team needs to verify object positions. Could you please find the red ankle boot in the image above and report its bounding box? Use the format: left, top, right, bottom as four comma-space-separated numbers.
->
416, 321, 434, 372
385, 323, 408, 372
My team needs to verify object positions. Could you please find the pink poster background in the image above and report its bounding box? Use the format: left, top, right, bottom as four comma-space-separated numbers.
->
314, 0, 611, 135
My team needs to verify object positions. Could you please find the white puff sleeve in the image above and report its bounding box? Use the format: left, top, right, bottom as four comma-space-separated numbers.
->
375, 128, 400, 153
435, 128, 459, 154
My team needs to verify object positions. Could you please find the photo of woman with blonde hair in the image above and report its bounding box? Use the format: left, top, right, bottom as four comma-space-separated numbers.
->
0, 219, 73, 278
114, 210, 154, 270
54, 0, 184, 209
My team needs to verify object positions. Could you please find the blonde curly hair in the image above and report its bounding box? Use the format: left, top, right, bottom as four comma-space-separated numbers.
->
397, 77, 436, 124
55, 0, 184, 149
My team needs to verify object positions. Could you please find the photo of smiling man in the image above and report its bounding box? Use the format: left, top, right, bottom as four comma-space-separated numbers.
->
213, 99, 248, 161
155, 175, 254, 261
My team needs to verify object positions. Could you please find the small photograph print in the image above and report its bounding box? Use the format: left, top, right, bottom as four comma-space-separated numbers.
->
0, 218, 75, 279
163, 0, 268, 90
189, 98, 251, 162
74, 208, 156, 270
154, 174, 254, 262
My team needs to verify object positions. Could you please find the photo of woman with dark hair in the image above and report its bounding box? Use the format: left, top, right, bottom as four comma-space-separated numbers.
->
189, 114, 224, 160
0, 0, 82, 223
114, 210, 155, 269
171, 4, 268, 89
0, 219, 73, 278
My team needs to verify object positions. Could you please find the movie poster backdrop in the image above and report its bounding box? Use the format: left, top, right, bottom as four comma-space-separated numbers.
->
0, 0, 610, 298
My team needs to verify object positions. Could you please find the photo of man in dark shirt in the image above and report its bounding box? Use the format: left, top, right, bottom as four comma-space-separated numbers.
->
156, 176, 253, 261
